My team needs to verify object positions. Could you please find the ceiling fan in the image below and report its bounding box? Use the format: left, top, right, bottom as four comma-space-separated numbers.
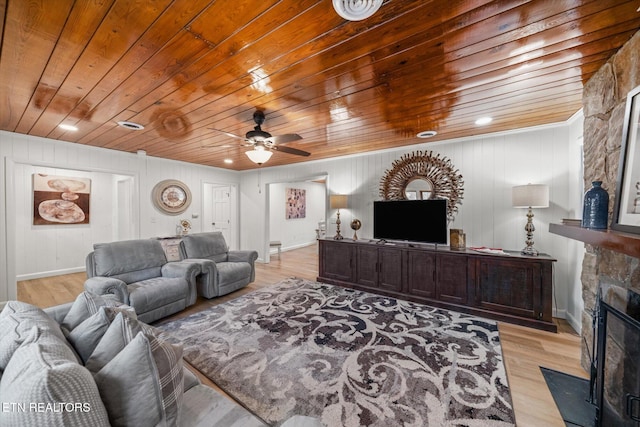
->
210, 110, 310, 164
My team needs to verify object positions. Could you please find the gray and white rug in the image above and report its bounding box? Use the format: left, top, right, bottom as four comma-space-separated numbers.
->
156, 278, 515, 426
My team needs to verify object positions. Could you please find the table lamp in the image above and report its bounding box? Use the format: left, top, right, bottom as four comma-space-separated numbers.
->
512, 184, 549, 256
330, 194, 348, 240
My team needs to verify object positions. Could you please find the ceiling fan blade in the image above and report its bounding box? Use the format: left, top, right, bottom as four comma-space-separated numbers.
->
208, 128, 246, 140
272, 145, 311, 157
269, 133, 302, 144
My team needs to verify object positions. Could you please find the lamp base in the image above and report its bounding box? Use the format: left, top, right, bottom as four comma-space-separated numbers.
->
333, 211, 343, 240
521, 207, 539, 256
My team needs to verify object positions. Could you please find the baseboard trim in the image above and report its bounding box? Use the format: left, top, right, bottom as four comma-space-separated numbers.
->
269, 241, 315, 254
565, 310, 582, 334
16, 266, 85, 281
553, 308, 567, 319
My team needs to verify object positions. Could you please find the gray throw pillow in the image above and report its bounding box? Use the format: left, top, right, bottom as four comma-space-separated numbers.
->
0, 329, 110, 427
66, 307, 112, 364
61, 291, 135, 332
94, 332, 184, 427
85, 312, 153, 373
0, 301, 74, 370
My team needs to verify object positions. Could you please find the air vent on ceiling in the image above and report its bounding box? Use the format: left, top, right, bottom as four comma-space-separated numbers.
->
417, 130, 437, 138
117, 121, 145, 130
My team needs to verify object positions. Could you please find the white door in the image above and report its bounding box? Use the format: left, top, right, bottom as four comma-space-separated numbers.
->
205, 185, 231, 244
116, 177, 134, 241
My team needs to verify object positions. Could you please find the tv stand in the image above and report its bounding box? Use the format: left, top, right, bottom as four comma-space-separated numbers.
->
317, 238, 557, 332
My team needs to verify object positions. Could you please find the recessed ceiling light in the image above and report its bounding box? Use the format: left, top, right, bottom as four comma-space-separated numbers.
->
117, 121, 145, 130
417, 130, 437, 138
224, 158, 233, 164
475, 117, 493, 126
59, 124, 78, 131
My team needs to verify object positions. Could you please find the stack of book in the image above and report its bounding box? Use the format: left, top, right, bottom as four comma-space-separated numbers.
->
561, 218, 582, 226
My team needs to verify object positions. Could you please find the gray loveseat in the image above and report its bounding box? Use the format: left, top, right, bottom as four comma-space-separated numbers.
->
85, 239, 200, 323
178, 232, 258, 298
0, 293, 268, 427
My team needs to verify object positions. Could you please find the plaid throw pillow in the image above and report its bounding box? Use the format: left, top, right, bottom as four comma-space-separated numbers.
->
94, 332, 183, 427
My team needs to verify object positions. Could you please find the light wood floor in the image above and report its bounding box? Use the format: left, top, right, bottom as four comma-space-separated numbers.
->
18, 244, 586, 427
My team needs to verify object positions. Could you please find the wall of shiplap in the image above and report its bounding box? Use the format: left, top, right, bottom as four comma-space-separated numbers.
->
268, 181, 326, 254
240, 119, 586, 324
0, 131, 240, 301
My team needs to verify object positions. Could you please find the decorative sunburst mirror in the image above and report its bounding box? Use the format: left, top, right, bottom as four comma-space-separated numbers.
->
379, 150, 464, 221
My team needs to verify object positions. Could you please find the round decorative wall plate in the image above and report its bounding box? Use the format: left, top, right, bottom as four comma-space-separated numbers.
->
151, 179, 192, 215
379, 150, 464, 222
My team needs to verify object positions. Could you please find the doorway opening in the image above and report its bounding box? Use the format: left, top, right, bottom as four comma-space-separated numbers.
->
265, 174, 327, 263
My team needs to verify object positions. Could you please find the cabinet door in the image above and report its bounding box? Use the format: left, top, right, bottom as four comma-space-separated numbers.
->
319, 241, 355, 282
378, 247, 403, 292
436, 254, 468, 305
475, 259, 541, 319
355, 246, 379, 288
406, 250, 436, 299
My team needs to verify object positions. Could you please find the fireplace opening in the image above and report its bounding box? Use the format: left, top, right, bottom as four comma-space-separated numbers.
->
593, 286, 640, 426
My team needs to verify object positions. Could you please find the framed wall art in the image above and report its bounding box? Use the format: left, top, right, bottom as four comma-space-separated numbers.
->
612, 85, 640, 234
286, 188, 306, 219
33, 174, 91, 225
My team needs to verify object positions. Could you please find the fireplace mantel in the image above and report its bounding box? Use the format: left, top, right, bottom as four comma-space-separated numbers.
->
549, 223, 640, 259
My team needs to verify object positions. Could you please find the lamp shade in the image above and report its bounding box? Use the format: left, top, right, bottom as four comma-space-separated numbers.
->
245, 148, 272, 165
512, 184, 549, 208
330, 194, 348, 209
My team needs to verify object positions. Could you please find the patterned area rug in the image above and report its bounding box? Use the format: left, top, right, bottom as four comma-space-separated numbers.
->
156, 278, 515, 427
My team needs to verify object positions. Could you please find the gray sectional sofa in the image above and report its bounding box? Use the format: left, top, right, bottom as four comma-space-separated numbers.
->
178, 232, 258, 298
85, 239, 200, 323
0, 293, 268, 427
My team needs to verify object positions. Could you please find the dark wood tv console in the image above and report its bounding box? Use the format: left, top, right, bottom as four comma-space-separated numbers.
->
317, 238, 557, 332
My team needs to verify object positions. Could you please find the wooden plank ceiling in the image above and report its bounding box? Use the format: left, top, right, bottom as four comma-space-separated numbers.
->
1, 0, 639, 170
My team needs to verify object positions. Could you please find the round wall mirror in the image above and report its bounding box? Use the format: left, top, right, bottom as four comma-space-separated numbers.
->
379, 150, 464, 221
404, 177, 433, 200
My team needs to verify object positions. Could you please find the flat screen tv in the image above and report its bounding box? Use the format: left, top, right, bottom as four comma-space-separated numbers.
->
373, 199, 447, 244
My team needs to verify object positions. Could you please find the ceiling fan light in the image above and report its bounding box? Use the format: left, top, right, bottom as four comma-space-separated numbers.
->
332, 0, 383, 21
245, 148, 273, 165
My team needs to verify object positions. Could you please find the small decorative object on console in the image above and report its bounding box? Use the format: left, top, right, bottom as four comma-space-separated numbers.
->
350, 219, 361, 240
449, 229, 466, 250
179, 219, 191, 236
582, 181, 609, 230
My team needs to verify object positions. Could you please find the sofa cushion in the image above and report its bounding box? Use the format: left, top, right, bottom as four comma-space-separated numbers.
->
0, 327, 109, 427
85, 312, 153, 373
92, 239, 166, 282
0, 301, 76, 370
66, 307, 113, 364
216, 262, 252, 284
61, 291, 134, 332
181, 232, 229, 263
128, 277, 189, 313
94, 332, 183, 427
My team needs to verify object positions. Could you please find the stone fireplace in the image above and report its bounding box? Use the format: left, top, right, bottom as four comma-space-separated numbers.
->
580, 29, 640, 372
595, 285, 640, 425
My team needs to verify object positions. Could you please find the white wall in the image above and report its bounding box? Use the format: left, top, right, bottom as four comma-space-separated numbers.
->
13, 164, 129, 279
562, 110, 586, 333
239, 122, 583, 319
1, 131, 240, 301
268, 181, 326, 253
